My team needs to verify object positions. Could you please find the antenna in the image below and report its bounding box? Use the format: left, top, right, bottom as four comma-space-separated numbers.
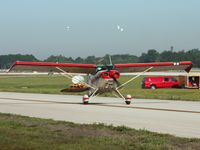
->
97, 57, 104, 64
109, 55, 112, 65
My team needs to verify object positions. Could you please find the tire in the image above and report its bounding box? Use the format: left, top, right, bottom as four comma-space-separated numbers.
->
83, 95, 89, 104
83, 101, 89, 104
172, 85, 179, 88
150, 85, 156, 90
125, 101, 131, 105
180, 85, 185, 89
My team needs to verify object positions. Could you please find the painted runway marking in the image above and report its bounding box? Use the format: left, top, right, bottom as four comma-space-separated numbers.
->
0, 97, 200, 114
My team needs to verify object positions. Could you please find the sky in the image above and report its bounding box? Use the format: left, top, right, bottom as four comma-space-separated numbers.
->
0, 0, 200, 59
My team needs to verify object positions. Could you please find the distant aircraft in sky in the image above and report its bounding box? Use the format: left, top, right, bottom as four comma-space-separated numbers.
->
117, 25, 124, 32
66, 26, 70, 31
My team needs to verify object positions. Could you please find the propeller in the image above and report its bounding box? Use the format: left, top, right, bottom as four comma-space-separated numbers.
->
113, 77, 121, 87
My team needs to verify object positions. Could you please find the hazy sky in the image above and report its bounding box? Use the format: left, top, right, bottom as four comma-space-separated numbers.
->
0, 0, 200, 59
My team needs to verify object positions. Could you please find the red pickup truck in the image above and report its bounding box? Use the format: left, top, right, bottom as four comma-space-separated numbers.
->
142, 76, 181, 89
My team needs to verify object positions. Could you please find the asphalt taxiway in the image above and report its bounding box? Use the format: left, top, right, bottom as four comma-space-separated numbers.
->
0, 92, 199, 138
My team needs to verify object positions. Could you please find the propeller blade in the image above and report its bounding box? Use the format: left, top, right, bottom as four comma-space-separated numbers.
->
113, 77, 121, 87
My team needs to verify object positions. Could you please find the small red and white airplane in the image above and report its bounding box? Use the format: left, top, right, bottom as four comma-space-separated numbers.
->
9, 58, 192, 104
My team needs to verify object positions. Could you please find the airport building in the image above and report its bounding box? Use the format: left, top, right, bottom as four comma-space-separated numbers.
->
178, 72, 200, 89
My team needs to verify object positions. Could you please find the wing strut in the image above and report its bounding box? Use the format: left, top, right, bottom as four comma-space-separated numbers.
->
116, 67, 153, 90
89, 88, 99, 98
55, 67, 96, 90
56, 67, 74, 80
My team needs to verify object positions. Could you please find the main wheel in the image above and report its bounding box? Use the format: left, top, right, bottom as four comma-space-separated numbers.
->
125, 94, 132, 105
83, 94, 89, 104
83, 101, 89, 104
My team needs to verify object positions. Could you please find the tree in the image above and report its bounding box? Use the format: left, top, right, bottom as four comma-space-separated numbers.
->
75, 57, 84, 63
84, 56, 96, 63
0, 54, 39, 69
139, 49, 159, 62
44, 55, 74, 63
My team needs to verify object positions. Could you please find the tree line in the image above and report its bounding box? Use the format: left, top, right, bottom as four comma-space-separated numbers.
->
0, 49, 200, 69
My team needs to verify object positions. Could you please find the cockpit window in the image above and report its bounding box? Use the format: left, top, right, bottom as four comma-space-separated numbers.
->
97, 67, 102, 71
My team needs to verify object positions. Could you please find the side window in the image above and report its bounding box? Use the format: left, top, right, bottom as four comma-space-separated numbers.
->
172, 78, 177, 82
164, 78, 169, 82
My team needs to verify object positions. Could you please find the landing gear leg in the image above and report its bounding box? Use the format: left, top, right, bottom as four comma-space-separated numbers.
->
82, 88, 98, 104
115, 89, 132, 105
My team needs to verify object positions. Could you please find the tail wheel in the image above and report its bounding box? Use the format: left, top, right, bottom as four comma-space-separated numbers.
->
125, 94, 132, 105
83, 94, 89, 104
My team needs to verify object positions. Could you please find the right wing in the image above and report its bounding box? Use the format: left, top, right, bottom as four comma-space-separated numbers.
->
9, 61, 97, 74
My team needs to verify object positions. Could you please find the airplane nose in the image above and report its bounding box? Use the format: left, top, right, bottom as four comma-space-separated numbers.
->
100, 70, 120, 79
109, 70, 120, 79
101, 71, 110, 79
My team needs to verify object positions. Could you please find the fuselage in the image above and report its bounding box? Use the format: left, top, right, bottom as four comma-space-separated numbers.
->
89, 70, 120, 93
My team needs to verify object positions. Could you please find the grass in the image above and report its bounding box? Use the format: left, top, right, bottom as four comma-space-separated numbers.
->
0, 76, 200, 101
0, 75, 200, 101
0, 76, 199, 149
0, 113, 200, 150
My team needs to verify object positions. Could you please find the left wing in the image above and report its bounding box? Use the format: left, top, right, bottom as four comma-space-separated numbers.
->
9, 61, 97, 74
114, 61, 193, 73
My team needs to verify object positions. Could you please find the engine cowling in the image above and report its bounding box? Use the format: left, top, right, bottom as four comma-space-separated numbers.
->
101, 71, 110, 79
100, 70, 120, 79
109, 70, 120, 79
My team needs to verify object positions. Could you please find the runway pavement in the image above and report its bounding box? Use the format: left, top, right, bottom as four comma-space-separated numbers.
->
0, 92, 199, 138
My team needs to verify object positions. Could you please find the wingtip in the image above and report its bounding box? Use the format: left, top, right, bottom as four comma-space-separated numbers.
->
7, 61, 18, 72
185, 63, 193, 73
